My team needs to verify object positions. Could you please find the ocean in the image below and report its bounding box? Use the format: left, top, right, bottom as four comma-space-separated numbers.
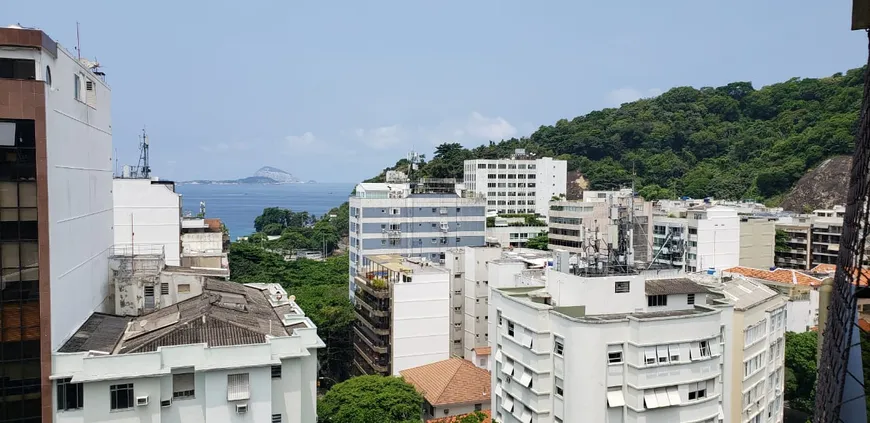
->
176, 183, 356, 239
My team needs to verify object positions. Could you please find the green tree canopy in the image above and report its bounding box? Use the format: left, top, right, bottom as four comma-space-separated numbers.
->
525, 231, 549, 250
784, 331, 817, 414
317, 375, 423, 423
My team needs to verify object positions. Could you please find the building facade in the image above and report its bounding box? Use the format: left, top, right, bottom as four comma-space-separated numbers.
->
1, 27, 114, 422
490, 268, 731, 423
652, 206, 740, 273
348, 182, 486, 299
113, 177, 182, 266
353, 254, 450, 376
51, 281, 324, 423
463, 154, 567, 217
738, 217, 776, 270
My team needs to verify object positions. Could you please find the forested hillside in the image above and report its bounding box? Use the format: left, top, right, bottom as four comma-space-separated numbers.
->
368, 67, 865, 204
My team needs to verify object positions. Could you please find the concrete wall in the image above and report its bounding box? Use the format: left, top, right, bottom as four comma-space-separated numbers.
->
181, 232, 223, 254
739, 219, 775, 269
44, 47, 114, 349
391, 271, 450, 375
113, 179, 182, 266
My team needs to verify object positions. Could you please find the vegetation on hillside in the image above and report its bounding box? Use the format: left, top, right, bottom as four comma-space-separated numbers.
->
247, 203, 349, 254
368, 67, 865, 203
317, 375, 423, 423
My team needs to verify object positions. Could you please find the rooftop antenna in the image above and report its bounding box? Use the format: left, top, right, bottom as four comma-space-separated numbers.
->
76, 22, 81, 60
136, 127, 151, 178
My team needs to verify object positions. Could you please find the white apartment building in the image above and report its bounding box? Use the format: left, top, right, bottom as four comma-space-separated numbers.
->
353, 254, 450, 376
113, 177, 182, 266
348, 181, 486, 299
51, 280, 324, 423
463, 152, 567, 217
706, 276, 787, 423
1, 26, 114, 421
180, 217, 230, 275
486, 216, 548, 248
490, 265, 731, 423
652, 206, 740, 273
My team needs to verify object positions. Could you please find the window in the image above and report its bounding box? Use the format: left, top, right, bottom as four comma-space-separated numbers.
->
227, 373, 250, 401
474, 403, 482, 411
74, 74, 82, 100
554, 377, 564, 397
390, 208, 400, 215
688, 381, 707, 400
160, 283, 169, 295
272, 414, 282, 423
507, 321, 515, 337
608, 351, 623, 364
144, 285, 155, 309
687, 293, 695, 305
110, 383, 135, 410
271, 365, 281, 378
45, 65, 51, 86
0, 58, 36, 79
647, 294, 667, 307
744, 321, 767, 346
172, 373, 195, 399
699, 340, 710, 357
668, 344, 680, 362
554, 337, 564, 356
497, 310, 503, 326
57, 378, 83, 411
743, 352, 765, 378
644, 348, 656, 365
614, 281, 630, 293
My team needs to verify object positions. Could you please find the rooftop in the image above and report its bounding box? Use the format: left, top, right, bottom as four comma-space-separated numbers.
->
400, 358, 491, 407
473, 346, 491, 356
59, 280, 312, 355
428, 410, 491, 423
365, 254, 446, 275
808, 263, 870, 286
724, 266, 823, 287
644, 278, 710, 296
711, 276, 782, 311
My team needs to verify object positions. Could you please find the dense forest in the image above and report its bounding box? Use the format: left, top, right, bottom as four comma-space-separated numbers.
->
368, 66, 865, 204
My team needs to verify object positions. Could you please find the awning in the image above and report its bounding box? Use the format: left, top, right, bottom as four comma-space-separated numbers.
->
718, 405, 724, 420
495, 383, 502, 397
643, 390, 659, 409
606, 389, 625, 407
502, 395, 514, 413
502, 361, 514, 376
495, 350, 503, 363
519, 370, 532, 387
644, 348, 656, 364
519, 407, 532, 423
655, 388, 670, 407
666, 387, 681, 406
690, 343, 702, 361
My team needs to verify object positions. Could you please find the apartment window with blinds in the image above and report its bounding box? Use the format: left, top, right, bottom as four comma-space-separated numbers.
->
227, 373, 250, 401
173, 373, 195, 399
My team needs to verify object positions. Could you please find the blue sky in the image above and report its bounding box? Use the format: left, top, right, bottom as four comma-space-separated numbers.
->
3, 1, 866, 182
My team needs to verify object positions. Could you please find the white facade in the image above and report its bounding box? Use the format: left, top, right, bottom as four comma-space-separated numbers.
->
113, 178, 182, 266
347, 183, 487, 299
486, 222, 547, 248
463, 156, 567, 217
653, 207, 740, 274
490, 268, 731, 423
392, 264, 451, 374
52, 283, 324, 423
41, 43, 115, 349
462, 247, 503, 358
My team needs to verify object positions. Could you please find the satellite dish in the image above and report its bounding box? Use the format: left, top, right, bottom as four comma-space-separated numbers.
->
289, 295, 296, 302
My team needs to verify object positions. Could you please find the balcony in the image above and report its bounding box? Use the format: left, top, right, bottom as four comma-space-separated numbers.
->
355, 292, 390, 317
354, 326, 389, 354
354, 275, 390, 299
354, 340, 390, 375
355, 308, 390, 336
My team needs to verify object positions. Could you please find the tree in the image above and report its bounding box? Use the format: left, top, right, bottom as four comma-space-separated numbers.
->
457, 411, 491, 423
775, 229, 790, 252
317, 375, 423, 423
784, 331, 817, 414
525, 231, 549, 250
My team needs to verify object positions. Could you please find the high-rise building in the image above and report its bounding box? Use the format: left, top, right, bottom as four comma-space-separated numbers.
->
463, 152, 567, 217
652, 206, 740, 273
490, 266, 730, 423
112, 178, 182, 266
347, 180, 486, 299
1, 26, 114, 422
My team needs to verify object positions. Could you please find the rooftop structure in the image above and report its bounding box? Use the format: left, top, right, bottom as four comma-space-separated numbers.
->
52, 281, 323, 423
353, 254, 451, 376
401, 358, 492, 421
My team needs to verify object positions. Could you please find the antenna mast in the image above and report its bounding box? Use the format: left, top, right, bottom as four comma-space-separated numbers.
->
76, 22, 81, 60
136, 127, 151, 178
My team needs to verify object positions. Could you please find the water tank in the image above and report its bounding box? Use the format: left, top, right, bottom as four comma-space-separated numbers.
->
122, 165, 131, 178
706, 268, 715, 275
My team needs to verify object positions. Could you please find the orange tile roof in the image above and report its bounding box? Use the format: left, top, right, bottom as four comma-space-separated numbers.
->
724, 266, 823, 287
400, 358, 491, 407
859, 318, 870, 333
473, 346, 491, 356
428, 410, 491, 423
808, 264, 870, 286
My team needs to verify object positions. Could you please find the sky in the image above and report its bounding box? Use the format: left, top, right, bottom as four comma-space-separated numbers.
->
2, 1, 866, 182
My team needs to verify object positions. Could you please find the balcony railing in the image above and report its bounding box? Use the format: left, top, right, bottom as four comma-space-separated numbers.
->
354, 326, 389, 354
354, 275, 391, 299
354, 341, 389, 374
355, 292, 390, 316
355, 309, 390, 336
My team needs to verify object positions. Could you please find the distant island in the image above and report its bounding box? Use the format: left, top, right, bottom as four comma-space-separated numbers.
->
180, 166, 315, 185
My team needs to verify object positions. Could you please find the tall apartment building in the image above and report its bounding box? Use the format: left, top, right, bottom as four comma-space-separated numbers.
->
463, 152, 567, 217
1, 26, 114, 422
773, 216, 813, 270
810, 206, 845, 267
652, 206, 740, 273
51, 281, 324, 423
738, 217, 776, 270
490, 265, 731, 423
773, 206, 870, 270
347, 181, 486, 298
352, 254, 450, 376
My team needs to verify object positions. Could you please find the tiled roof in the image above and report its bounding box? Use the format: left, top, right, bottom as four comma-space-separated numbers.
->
808, 264, 870, 286
58, 313, 132, 353
724, 266, 823, 287
400, 358, 491, 407
428, 410, 491, 423
644, 278, 710, 296
859, 318, 870, 333
473, 346, 491, 356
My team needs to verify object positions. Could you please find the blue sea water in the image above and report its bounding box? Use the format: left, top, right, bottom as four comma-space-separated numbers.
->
176, 183, 356, 239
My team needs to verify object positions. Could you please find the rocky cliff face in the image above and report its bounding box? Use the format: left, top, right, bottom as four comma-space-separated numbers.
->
780, 156, 852, 212
253, 166, 299, 183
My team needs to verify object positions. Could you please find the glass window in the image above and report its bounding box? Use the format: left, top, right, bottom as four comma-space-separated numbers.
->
110, 383, 135, 410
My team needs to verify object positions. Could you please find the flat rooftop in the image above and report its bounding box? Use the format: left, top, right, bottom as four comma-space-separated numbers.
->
58, 280, 312, 355
365, 254, 446, 275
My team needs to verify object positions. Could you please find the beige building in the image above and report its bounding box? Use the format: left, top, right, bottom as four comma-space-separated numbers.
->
738, 217, 776, 269
774, 218, 812, 270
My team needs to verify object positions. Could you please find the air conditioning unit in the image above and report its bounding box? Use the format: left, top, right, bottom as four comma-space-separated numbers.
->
136, 395, 149, 406
160, 399, 172, 407
236, 403, 249, 414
